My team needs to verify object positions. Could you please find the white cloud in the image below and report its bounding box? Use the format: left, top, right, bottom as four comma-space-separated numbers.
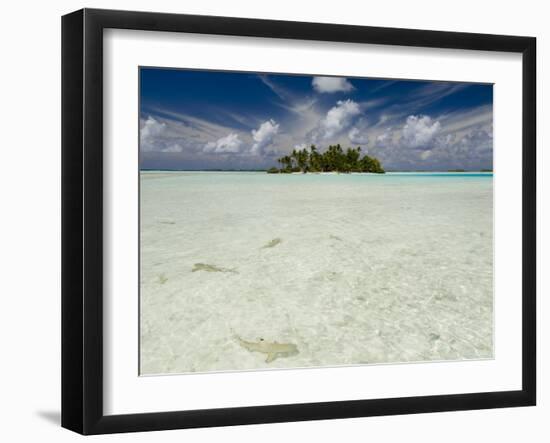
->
251, 119, 280, 154
204, 133, 244, 153
419, 150, 433, 160
415, 124, 493, 168
311, 99, 361, 142
312, 76, 354, 93
140, 116, 183, 153
160, 144, 183, 153
348, 127, 369, 145
348, 117, 369, 145
456, 127, 493, 153
375, 128, 394, 147
401, 115, 441, 149
141, 116, 165, 140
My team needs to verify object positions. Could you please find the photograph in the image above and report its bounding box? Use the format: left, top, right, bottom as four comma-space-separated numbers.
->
53, 4, 539, 436
139, 68, 494, 375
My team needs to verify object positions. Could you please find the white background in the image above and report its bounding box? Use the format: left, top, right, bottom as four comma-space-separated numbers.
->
0, 0, 546, 441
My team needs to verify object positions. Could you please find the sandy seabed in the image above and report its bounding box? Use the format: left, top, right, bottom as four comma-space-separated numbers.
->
140, 172, 493, 375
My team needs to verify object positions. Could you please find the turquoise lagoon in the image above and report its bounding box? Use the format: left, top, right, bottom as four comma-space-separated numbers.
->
140, 172, 493, 375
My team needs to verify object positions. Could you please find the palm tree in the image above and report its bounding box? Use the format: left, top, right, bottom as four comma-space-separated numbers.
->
290, 149, 298, 170
346, 147, 361, 172
283, 155, 293, 171
271, 144, 384, 174
309, 145, 320, 172
297, 148, 309, 172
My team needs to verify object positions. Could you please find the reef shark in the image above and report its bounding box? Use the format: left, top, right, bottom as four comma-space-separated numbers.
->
235, 335, 299, 363
261, 238, 282, 249
192, 263, 238, 274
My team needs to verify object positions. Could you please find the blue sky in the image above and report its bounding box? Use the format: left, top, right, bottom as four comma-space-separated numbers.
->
140, 68, 493, 171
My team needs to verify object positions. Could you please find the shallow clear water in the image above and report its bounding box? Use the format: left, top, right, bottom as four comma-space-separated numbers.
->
140, 171, 493, 375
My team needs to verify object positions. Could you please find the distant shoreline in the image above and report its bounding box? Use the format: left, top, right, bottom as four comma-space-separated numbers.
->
140, 169, 493, 173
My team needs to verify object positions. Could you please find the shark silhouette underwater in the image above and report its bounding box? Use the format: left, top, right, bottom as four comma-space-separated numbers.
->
261, 238, 282, 249
191, 263, 238, 274
234, 334, 299, 363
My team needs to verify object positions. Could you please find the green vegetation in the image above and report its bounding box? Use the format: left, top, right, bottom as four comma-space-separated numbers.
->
268, 144, 384, 174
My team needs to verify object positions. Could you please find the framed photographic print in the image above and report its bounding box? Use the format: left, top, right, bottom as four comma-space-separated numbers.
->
61, 8, 536, 435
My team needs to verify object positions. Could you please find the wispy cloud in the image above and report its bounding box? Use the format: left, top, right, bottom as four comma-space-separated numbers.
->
258, 75, 293, 101
375, 82, 470, 127
368, 80, 398, 93
146, 108, 235, 139
258, 74, 318, 115
438, 104, 493, 135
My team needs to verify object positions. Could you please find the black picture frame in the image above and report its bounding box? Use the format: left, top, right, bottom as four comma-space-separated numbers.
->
61, 8, 536, 435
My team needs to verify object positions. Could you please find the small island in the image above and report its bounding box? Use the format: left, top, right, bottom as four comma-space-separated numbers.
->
267, 144, 385, 174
